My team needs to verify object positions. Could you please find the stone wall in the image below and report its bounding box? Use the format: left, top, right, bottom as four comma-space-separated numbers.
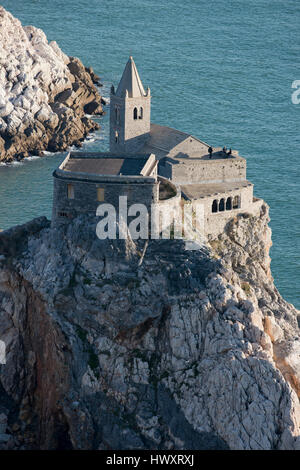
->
204, 202, 262, 238
124, 95, 151, 153
164, 157, 246, 184
158, 156, 257, 238
155, 178, 182, 236
110, 93, 151, 154
109, 95, 125, 154
140, 154, 157, 177
189, 185, 263, 237
51, 171, 159, 227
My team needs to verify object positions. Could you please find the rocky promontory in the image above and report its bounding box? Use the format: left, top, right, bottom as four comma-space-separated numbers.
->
0, 205, 299, 450
0, 7, 104, 162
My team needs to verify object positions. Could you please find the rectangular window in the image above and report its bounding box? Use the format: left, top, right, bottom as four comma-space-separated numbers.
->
233, 195, 240, 209
97, 188, 105, 202
67, 184, 74, 199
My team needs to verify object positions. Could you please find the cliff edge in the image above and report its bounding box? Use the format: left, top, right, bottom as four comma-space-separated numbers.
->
0, 204, 299, 450
0, 7, 104, 162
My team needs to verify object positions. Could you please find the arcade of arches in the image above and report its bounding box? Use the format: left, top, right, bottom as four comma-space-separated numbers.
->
212, 195, 240, 213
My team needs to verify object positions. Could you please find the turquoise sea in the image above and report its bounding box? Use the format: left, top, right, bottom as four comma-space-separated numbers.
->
0, 0, 299, 308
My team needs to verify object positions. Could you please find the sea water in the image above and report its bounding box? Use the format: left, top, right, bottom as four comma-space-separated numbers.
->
0, 0, 299, 308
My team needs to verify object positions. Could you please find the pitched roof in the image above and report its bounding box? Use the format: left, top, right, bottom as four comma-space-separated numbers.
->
141, 124, 209, 158
116, 56, 146, 98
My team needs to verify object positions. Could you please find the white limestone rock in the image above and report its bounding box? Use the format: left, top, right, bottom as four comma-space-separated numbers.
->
0, 6, 103, 162
0, 208, 299, 450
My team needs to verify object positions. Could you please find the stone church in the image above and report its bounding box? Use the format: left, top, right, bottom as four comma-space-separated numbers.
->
52, 56, 262, 237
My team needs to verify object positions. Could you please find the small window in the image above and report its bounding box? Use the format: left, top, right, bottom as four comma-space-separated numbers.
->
115, 106, 120, 124
219, 198, 225, 212
226, 197, 232, 210
115, 130, 119, 143
97, 188, 105, 202
133, 107, 138, 120
233, 195, 240, 209
58, 211, 69, 218
67, 184, 74, 199
212, 200, 218, 213
139, 107, 143, 119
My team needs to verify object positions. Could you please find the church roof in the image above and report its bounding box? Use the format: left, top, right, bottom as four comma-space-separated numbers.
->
59, 152, 157, 178
141, 124, 243, 161
141, 124, 209, 159
116, 56, 146, 98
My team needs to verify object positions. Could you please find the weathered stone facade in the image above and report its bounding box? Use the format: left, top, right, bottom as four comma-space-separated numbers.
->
160, 155, 246, 185
109, 93, 151, 154
52, 56, 260, 238
52, 152, 159, 227
109, 57, 151, 154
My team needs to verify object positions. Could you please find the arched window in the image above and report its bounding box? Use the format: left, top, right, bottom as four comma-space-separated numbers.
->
212, 200, 218, 213
139, 107, 143, 119
233, 195, 240, 209
115, 130, 119, 143
219, 198, 225, 212
133, 107, 138, 120
226, 197, 232, 210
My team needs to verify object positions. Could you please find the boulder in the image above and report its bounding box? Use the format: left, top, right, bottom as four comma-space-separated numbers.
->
0, 6, 104, 163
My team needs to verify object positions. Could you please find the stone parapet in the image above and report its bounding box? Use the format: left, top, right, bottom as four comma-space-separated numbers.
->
166, 156, 246, 185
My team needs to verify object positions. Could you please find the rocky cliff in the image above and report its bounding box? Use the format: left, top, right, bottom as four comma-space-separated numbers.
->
0, 7, 104, 162
0, 204, 299, 450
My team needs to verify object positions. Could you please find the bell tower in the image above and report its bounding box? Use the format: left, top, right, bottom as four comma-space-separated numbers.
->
110, 56, 151, 154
